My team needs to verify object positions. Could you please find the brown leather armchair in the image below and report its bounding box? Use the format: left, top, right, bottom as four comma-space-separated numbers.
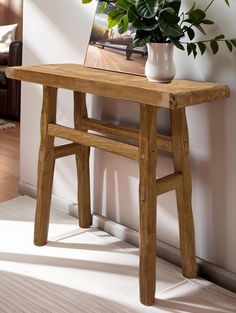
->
0, 40, 22, 120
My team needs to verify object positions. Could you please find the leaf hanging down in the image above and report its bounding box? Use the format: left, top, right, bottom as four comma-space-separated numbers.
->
225, 0, 230, 6
210, 40, 219, 54
197, 42, 206, 55
225, 40, 233, 52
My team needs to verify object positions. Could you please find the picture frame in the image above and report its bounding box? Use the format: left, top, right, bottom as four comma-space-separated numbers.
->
84, 0, 147, 76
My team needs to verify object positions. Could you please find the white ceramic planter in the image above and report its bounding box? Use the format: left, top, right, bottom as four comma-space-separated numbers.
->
145, 42, 176, 83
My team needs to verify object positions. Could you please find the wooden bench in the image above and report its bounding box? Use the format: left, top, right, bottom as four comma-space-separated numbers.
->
6, 64, 230, 306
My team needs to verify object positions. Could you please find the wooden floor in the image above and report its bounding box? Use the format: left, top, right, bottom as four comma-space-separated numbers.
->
0, 122, 20, 202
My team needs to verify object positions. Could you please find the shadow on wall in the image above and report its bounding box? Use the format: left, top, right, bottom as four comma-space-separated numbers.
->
90, 22, 236, 273
159, 0, 236, 272
90, 95, 179, 244
188, 101, 227, 266
178, 37, 236, 270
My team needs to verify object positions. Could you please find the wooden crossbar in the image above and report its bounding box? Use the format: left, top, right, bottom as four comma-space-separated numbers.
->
48, 123, 139, 161
82, 117, 173, 152
156, 173, 183, 196
54, 143, 81, 159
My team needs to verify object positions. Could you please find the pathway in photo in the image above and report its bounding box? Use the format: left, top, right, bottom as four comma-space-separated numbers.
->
85, 45, 146, 75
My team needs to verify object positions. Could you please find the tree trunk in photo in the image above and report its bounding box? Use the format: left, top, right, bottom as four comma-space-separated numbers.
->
0, 0, 23, 40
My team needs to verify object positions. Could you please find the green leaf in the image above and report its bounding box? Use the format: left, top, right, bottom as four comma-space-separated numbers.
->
215, 34, 225, 40
230, 39, 236, 47
194, 24, 206, 35
135, 0, 159, 18
82, 0, 92, 3
187, 43, 197, 58
201, 19, 214, 25
150, 27, 163, 42
159, 19, 184, 38
158, 10, 183, 38
163, 0, 181, 15
188, 9, 206, 25
159, 10, 180, 24
118, 15, 129, 34
210, 40, 219, 54
197, 42, 206, 55
98, 1, 107, 13
225, 0, 230, 6
193, 48, 197, 58
107, 9, 124, 29
187, 43, 192, 55
116, 0, 130, 10
133, 31, 152, 47
186, 27, 195, 40
225, 40, 233, 52
172, 40, 185, 50
132, 18, 158, 31
127, 4, 138, 22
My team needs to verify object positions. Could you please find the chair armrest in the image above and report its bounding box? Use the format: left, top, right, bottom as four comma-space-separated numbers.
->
8, 41, 22, 67
7, 41, 22, 119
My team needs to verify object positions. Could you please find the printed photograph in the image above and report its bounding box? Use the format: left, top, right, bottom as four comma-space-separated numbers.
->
84, 0, 147, 76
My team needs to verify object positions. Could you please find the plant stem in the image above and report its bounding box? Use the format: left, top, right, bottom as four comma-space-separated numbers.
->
179, 12, 185, 26
182, 0, 216, 35
180, 39, 225, 44
157, 1, 166, 42
204, 0, 215, 12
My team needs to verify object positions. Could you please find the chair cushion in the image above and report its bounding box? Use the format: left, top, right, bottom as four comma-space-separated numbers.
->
0, 24, 18, 53
0, 53, 8, 65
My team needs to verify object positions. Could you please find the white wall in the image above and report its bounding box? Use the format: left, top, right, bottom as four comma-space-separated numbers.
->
21, 0, 236, 274
21, 0, 96, 203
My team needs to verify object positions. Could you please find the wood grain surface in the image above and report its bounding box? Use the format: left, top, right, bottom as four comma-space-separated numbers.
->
6, 64, 230, 108
34, 86, 57, 246
138, 104, 158, 305
171, 108, 197, 278
9, 62, 230, 306
74, 91, 92, 228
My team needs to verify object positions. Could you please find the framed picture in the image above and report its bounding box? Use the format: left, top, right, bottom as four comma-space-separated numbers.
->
84, 0, 147, 76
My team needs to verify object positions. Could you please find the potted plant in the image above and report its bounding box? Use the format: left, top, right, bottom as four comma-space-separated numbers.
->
83, 0, 236, 82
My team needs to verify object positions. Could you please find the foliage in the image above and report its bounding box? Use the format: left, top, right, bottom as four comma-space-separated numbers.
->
82, 0, 236, 57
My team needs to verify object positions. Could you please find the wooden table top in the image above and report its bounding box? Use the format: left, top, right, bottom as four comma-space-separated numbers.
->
6, 64, 230, 109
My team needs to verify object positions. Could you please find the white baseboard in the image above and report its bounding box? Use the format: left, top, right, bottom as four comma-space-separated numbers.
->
18, 181, 78, 217
92, 214, 182, 266
18, 180, 236, 294
92, 214, 236, 293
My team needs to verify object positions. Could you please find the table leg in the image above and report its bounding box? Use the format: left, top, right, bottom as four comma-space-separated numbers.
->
171, 108, 197, 278
138, 104, 158, 305
34, 86, 57, 246
74, 92, 92, 228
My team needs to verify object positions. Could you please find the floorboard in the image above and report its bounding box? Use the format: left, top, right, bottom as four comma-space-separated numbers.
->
0, 122, 20, 202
